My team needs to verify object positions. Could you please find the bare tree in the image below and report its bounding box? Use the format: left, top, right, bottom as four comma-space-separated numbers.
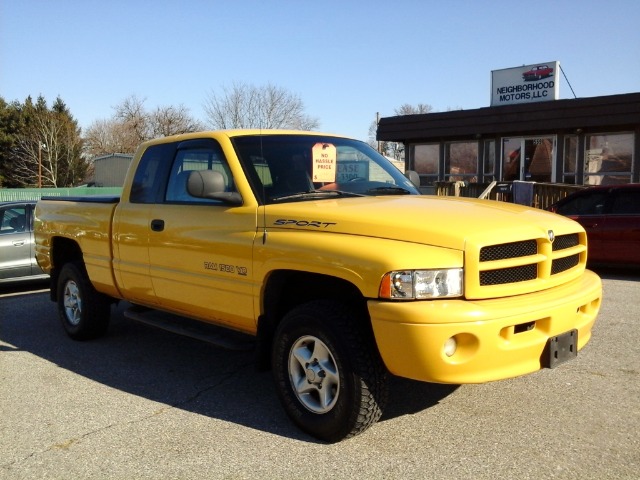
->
83, 118, 140, 157
12, 96, 86, 187
204, 83, 257, 129
83, 96, 204, 158
150, 104, 206, 138
203, 82, 319, 130
394, 103, 433, 116
369, 103, 434, 161
114, 95, 151, 146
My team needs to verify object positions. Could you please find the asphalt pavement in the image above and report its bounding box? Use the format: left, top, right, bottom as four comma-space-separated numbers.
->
1, 269, 638, 479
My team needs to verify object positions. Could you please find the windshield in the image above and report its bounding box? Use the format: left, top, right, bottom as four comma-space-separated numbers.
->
232, 134, 419, 204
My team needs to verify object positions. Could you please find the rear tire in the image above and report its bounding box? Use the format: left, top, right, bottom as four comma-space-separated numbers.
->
272, 300, 387, 442
56, 262, 111, 340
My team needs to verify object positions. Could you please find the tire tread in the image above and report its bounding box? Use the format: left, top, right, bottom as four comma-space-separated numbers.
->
272, 299, 387, 442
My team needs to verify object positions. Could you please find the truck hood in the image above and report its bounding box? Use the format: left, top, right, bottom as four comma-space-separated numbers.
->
263, 195, 579, 251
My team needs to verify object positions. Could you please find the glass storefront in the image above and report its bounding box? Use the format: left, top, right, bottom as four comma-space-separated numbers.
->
584, 132, 634, 185
445, 141, 478, 182
381, 92, 640, 187
502, 136, 555, 182
410, 143, 439, 185
408, 131, 635, 186
484, 140, 496, 180
563, 135, 578, 184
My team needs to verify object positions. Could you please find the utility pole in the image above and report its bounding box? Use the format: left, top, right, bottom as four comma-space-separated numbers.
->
376, 112, 381, 154
38, 143, 42, 188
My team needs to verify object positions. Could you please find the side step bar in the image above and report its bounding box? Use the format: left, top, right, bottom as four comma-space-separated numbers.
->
124, 305, 255, 351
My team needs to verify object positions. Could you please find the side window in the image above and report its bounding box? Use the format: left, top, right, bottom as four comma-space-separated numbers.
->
610, 190, 640, 214
0, 206, 27, 234
130, 143, 176, 204
165, 141, 235, 204
557, 192, 608, 216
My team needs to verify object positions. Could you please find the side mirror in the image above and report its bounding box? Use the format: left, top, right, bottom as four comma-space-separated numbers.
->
404, 170, 420, 187
187, 170, 243, 206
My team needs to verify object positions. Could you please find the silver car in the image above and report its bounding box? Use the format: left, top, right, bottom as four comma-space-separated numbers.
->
0, 201, 48, 284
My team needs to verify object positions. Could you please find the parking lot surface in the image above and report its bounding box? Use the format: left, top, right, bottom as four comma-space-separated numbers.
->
1, 269, 638, 479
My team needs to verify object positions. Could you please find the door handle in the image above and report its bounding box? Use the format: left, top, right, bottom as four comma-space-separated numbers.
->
150, 219, 165, 232
12, 241, 25, 246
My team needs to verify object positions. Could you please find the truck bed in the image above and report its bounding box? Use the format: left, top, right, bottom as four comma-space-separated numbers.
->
40, 195, 120, 203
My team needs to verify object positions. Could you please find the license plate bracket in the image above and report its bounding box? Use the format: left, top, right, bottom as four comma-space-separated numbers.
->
543, 329, 578, 368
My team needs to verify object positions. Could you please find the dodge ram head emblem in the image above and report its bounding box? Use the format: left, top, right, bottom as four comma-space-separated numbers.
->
548, 229, 555, 243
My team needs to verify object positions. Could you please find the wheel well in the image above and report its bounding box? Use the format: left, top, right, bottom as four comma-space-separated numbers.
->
255, 270, 371, 370
49, 237, 84, 301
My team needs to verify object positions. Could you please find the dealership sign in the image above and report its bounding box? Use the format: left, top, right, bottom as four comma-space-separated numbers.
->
491, 61, 560, 106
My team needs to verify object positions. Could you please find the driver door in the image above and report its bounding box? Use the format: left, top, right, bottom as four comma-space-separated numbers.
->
147, 139, 258, 332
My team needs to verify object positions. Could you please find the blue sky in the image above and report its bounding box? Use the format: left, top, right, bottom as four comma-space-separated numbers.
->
2, 0, 639, 142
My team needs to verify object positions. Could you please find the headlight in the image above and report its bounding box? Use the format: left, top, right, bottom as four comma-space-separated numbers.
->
379, 268, 463, 299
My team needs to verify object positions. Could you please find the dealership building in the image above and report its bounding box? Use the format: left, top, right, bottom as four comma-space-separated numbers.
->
376, 61, 640, 188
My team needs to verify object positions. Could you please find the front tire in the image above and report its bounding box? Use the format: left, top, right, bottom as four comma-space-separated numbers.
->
56, 262, 111, 340
272, 300, 387, 442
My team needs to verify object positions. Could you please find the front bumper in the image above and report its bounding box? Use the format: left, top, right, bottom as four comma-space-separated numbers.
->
368, 270, 602, 384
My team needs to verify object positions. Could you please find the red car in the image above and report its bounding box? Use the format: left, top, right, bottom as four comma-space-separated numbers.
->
522, 65, 554, 81
548, 184, 640, 267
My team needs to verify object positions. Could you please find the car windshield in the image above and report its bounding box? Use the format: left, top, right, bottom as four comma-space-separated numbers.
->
232, 134, 419, 204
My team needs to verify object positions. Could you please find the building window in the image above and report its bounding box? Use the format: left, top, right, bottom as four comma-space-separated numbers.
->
584, 132, 634, 185
411, 143, 439, 185
445, 141, 478, 182
483, 140, 496, 179
502, 136, 554, 182
502, 138, 521, 181
527, 138, 554, 182
563, 135, 578, 184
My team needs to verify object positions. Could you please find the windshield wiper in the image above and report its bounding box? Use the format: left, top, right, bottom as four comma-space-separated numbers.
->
366, 186, 413, 195
316, 189, 365, 197
271, 190, 364, 202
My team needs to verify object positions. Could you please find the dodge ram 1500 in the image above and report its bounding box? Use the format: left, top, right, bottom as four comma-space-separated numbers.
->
35, 130, 602, 442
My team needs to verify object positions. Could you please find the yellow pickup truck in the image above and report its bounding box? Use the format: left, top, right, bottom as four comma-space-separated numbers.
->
35, 130, 602, 442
